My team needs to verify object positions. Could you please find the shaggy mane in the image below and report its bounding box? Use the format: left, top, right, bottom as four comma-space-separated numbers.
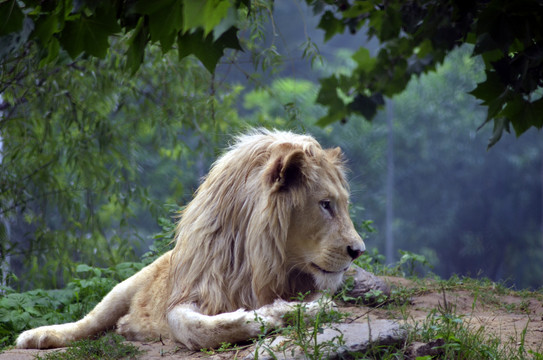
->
167, 129, 347, 315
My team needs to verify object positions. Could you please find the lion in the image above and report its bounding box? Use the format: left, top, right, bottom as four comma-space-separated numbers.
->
16, 129, 366, 350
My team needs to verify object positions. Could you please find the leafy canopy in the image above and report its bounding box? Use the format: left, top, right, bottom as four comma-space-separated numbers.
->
0, 0, 245, 73
1, 0, 542, 143
312, 0, 543, 146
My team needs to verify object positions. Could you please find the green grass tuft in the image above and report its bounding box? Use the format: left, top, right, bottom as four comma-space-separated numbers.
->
35, 333, 142, 360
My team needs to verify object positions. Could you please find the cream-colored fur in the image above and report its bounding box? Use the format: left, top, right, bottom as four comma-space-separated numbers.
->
16, 129, 365, 350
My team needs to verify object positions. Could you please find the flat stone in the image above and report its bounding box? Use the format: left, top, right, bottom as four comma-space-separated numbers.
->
251, 320, 406, 359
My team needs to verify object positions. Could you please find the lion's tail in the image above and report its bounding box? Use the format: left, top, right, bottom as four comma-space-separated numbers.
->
15, 265, 146, 349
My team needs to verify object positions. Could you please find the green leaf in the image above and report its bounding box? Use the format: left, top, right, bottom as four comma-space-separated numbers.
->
368, 10, 383, 39
177, 26, 241, 73
315, 75, 352, 126
380, 5, 401, 41
317, 10, 345, 42
486, 117, 509, 149
316, 75, 344, 111
316, 109, 347, 127
59, 7, 121, 59
75, 264, 93, 274
59, 17, 85, 58
342, 2, 374, 18
32, 12, 60, 45
38, 37, 60, 67
415, 39, 433, 58
132, 0, 175, 15
182, 0, 232, 37
126, 17, 148, 74
148, 0, 183, 48
352, 47, 376, 73
529, 98, 543, 129
504, 97, 543, 136
212, 5, 239, 41
348, 94, 383, 120
473, 32, 500, 56
159, 32, 177, 53
469, 71, 506, 105
0, 0, 24, 36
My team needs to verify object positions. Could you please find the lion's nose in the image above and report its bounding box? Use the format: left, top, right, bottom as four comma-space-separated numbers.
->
347, 245, 364, 260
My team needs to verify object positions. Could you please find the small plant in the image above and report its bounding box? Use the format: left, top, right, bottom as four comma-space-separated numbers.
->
200, 341, 247, 355
254, 292, 347, 360
363, 289, 388, 305
354, 248, 390, 276
397, 250, 432, 277
140, 211, 177, 265
35, 332, 141, 360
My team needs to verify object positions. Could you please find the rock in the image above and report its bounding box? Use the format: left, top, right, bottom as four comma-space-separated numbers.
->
406, 339, 445, 358
344, 266, 391, 305
250, 320, 406, 360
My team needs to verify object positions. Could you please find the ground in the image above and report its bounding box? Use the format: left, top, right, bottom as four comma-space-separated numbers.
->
2, 276, 542, 359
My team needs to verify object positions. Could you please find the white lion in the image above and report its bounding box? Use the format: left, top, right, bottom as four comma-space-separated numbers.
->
16, 129, 365, 350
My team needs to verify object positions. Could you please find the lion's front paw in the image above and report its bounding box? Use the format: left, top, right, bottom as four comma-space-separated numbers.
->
302, 298, 337, 316
16, 327, 67, 349
254, 298, 338, 330
253, 300, 294, 329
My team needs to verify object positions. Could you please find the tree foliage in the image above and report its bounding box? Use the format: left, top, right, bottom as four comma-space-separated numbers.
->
0, 0, 244, 73
2, 0, 542, 146
0, 41, 244, 289
311, 0, 543, 146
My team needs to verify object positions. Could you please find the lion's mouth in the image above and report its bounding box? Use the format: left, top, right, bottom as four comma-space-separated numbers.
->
311, 263, 348, 274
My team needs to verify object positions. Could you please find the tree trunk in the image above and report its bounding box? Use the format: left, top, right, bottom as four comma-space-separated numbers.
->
385, 99, 395, 264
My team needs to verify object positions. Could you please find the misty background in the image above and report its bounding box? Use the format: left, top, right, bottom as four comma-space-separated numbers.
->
1, 1, 542, 291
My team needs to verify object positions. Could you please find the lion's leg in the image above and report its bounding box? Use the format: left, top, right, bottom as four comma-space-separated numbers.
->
167, 300, 299, 350
167, 298, 336, 350
15, 255, 164, 349
15, 275, 139, 349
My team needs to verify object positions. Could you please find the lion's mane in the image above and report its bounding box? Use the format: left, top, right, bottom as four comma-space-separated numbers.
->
167, 129, 347, 315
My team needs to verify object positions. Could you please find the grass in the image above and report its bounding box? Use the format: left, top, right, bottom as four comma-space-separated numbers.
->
35, 333, 141, 360
378, 276, 543, 359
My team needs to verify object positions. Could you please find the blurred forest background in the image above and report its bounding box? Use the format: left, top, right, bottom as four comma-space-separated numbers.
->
1, 0, 542, 295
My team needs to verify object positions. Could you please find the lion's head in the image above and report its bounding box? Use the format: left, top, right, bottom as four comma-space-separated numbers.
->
168, 129, 365, 315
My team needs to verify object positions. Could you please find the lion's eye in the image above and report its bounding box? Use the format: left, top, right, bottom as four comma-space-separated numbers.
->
319, 200, 333, 215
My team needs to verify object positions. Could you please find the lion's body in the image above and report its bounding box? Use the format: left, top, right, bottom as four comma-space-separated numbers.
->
16, 130, 365, 350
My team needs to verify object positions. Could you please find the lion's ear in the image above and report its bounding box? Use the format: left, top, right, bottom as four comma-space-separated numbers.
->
265, 149, 306, 191
326, 146, 344, 161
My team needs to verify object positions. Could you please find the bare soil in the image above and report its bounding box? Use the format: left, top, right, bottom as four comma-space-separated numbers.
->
2, 277, 542, 359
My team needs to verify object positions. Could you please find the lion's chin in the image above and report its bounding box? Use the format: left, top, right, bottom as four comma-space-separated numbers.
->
312, 271, 344, 293
308, 263, 349, 293
288, 267, 345, 295
310, 262, 349, 275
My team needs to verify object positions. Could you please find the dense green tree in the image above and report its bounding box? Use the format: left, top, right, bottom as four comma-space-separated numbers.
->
311, 0, 543, 147
0, 0, 244, 73
2, 0, 542, 145
0, 42, 245, 289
